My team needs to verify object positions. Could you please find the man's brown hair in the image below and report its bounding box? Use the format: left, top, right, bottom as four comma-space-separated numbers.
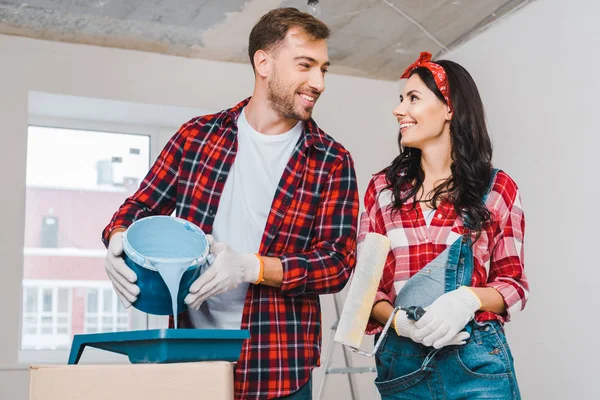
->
248, 7, 330, 70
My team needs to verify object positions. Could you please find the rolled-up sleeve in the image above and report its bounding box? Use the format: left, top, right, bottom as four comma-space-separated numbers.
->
486, 181, 529, 322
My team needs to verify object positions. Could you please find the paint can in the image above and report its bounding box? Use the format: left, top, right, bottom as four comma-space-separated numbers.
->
122, 216, 212, 316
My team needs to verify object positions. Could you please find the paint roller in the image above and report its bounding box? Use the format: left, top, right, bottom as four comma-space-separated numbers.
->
334, 232, 426, 357
334, 232, 390, 349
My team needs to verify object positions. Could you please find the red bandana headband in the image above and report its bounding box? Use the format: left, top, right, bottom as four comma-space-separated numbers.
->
401, 51, 452, 112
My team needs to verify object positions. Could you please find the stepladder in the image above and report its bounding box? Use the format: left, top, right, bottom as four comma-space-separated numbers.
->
316, 292, 377, 400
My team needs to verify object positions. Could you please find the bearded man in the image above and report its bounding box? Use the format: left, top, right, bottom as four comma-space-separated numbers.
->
101, 7, 359, 400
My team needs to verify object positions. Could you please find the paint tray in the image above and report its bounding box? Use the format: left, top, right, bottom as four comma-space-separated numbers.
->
68, 328, 250, 365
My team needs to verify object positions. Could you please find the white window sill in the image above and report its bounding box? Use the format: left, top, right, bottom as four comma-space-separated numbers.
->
23, 247, 107, 258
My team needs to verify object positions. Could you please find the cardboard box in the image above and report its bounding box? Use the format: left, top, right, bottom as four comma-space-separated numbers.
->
29, 362, 234, 400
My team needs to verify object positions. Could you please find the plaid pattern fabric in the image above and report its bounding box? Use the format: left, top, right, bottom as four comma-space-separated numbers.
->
359, 171, 529, 334
102, 98, 359, 399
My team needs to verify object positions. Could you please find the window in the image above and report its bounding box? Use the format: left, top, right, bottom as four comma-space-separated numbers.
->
22, 285, 72, 350
84, 287, 129, 333
21, 125, 150, 350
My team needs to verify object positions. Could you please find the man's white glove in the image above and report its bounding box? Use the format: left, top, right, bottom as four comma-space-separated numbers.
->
184, 240, 261, 310
394, 309, 470, 347
413, 287, 482, 349
105, 231, 140, 308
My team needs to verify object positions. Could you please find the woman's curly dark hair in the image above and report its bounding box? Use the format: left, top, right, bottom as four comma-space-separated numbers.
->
383, 60, 493, 233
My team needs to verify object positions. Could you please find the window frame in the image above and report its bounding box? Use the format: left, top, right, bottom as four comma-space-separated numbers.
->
21, 284, 72, 350
84, 285, 130, 334
17, 116, 164, 365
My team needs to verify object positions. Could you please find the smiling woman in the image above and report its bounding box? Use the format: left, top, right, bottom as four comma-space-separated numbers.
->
361, 52, 528, 400
389, 54, 492, 223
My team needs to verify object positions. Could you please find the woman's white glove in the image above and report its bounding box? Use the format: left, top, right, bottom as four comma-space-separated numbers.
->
394, 309, 470, 347
104, 231, 139, 308
413, 287, 481, 349
184, 240, 261, 310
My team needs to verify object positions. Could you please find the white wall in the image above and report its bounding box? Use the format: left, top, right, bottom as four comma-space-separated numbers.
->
445, 0, 599, 398
0, 34, 398, 399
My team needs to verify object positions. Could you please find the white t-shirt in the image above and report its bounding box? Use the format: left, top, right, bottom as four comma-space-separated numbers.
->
423, 206, 436, 228
188, 108, 303, 329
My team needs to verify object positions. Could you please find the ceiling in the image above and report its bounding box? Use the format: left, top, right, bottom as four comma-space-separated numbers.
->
0, 0, 533, 80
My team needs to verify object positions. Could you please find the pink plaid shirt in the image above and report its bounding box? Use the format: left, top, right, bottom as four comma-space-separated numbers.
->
360, 170, 529, 334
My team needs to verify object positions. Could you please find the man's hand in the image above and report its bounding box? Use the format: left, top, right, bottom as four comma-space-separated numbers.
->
184, 241, 261, 310
105, 231, 140, 308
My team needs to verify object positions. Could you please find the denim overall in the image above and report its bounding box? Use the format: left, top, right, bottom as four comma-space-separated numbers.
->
374, 170, 521, 399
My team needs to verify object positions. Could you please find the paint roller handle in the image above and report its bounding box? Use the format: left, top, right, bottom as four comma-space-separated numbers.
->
350, 305, 410, 357
401, 306, 426, 321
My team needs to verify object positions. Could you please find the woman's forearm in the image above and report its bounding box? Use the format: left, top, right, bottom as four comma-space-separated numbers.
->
469, 286, 506, 315
371, 300, 395, 326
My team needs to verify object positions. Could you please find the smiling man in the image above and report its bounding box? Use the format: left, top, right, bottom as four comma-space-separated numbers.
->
101, 7, 359, 400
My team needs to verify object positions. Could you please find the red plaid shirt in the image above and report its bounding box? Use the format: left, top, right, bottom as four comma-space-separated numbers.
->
102, 98, 359, 399
359, 171, 529, 334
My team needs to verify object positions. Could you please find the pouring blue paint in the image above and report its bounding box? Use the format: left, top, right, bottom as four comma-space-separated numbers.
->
122, 216, 211, 328
153, 261, 189, 329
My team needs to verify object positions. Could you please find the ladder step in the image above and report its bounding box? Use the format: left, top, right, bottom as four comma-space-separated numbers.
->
325, 367, 376, 375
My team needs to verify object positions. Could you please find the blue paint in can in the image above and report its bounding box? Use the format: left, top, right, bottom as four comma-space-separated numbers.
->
122, 216, 210, 326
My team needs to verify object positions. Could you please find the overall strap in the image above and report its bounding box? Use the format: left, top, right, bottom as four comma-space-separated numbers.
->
454, 168, 500, 289
483, 168, 500, 203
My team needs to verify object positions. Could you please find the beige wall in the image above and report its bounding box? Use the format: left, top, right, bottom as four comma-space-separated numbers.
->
445, 0, 598, 398
0, 33, 399, 399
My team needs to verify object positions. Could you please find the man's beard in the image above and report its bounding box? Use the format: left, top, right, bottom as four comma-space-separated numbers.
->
267, 67, 313, 122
